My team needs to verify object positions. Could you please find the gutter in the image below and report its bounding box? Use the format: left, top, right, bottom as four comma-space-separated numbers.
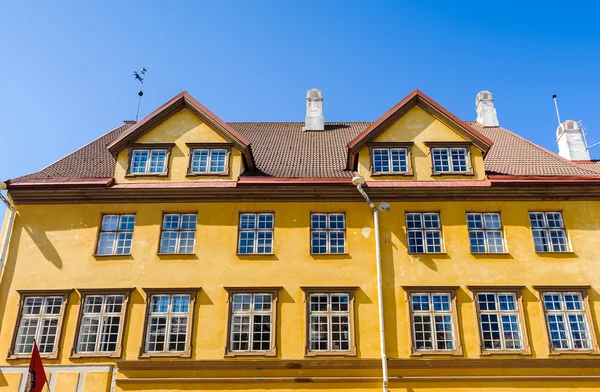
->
352, 176, 388, 392
0, 186, 16, 282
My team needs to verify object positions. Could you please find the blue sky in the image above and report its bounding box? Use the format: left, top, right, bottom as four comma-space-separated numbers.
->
1, 0, 599, 184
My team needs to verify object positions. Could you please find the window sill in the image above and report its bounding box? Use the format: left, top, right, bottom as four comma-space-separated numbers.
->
93, 253, 132, 258
70, 352, 121, 359
549, 350, 600, 356
7, 353, 58, 361
431, 172, 474, 177
236, 253, 275, 256
410, 350, 462, 357
186, 172, 229, 177
310, 253, 349, 256
408, 252, 447, 256
125, 173, 168, 177
304, 351, 356, 357
371, 172, 413, 177
139, 352, 191, 359
479, 350, 531, 356
224, 351, 276, 358
535, 251, 575, 255
156, 253, 197, 256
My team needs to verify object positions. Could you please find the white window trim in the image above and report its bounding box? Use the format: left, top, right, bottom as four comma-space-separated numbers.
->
159, 213, 198, 254
129, 148, 169, 175
75, 294, 126, 355
542, 291, 593, 351
406, 212, 444, 254
529, 212, 570, 253
237, 213, 275, 254
372, 147, 409, 174
144, 294, 192, 354
190, 148, 229, 174
308, 293, 352, 353
410, 292, 456, 352
431, 147, 469, 174
229, 293, 274, 353
476, 292, 524, 351
467, 212, 506, 254
310, 213, 347, 254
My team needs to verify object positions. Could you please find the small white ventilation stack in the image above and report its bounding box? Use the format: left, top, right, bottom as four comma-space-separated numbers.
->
305, 88, 324, 131
557, 120, 590, 160
475, 90, 499, 127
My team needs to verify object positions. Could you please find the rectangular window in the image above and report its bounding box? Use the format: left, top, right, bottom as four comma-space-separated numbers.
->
159, 213, 197, 254
190, 148, 228, 174
475, 292, 524, 351
144, 293, 194, 355
11, 292, 69, 358
529, 212, 569, 252
238, 213, 274, 254
96, 214, 136, 255
310, 213, 346, 254
406, 212, 443, 254
431, 147, 469, 174
130, 148, 168, 174
410, 292, 456, 352
541, 291, 593, 351
372, 147, 409, 174
75, 293, 128, 355
467, 213, 505, 253
225, 288, 278, 356
306, 292, 354, 354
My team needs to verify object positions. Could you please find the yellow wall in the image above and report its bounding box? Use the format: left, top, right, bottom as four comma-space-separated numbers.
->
114, 108, 244, 183
357, 106, 486, 181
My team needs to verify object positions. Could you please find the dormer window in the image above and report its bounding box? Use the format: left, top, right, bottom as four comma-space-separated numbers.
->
187, 144, 231, 175
126, 144, 173, 176
426, 143, 473, 175
369, 143, 413, 175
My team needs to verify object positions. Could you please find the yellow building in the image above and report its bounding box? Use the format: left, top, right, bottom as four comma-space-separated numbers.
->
2, 88, 600, 392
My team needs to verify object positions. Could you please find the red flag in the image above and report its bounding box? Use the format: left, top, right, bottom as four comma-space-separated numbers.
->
25, 341, 47, 392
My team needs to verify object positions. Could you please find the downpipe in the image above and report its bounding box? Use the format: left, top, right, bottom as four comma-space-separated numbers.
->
0, 190, 15, 282
354, 180, 388, 392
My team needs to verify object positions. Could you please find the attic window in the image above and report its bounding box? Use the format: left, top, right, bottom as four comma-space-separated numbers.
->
430, 146, 472, 175
372, 148, 408, 174
186, 144, 232, 176
128, 146, 171, 176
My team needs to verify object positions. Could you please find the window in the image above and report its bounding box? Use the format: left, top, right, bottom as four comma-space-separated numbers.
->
539, 289, 595, 352
238, 213, 274, 254
96, 214, 136, 255
129, 148, 169, 175
529, 212, 569, 252
10, 291, 70, 358
302, 288, 356, 356
372, 147, 409, 174
310, 213, 346, 254
189, 148, 229, 174
431, 147, 469, 174
467, 213, 505, 253
473, 291, 526, 352
74, 291, 129, 356
141, 290, 198, 357
225, 288, 279, 356
159, 213, 197, 254
409, 292, 458, 353
406, 212, 443, 254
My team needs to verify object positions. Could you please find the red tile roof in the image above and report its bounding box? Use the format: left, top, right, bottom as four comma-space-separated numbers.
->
10, 114, 600, 181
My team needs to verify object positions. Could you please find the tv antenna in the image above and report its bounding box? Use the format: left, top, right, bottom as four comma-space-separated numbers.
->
553, 94, 599, 150
552, 94, 561, 125
133, 67, 147, 122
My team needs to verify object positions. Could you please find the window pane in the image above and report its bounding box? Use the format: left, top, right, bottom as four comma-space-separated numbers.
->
423, 213, 440, 229
239, 231, 256, 254
408, 231, 424, 254
149, 150, 167, 173
469, 231, 486, 253
425, 231, 442, 253
372, 149, 390, 173
240, 214, 257, 230
450, 148, 468, 172
406, 213, 423, 229
311, 231, 327, 254
390, 148, 408, 172
101, 215, 119, 231
131, 150, 149, 173
483, 213, 501, 229
178, 232, 196, 254
486, 231, 504, 253
467, 213, 483, 229
329, 214, 345, 229
311, 214, 327, 230
529, 212, 546, 228
546, 212, 564, 228
532, 230, 550, 252
163, 214, 180, 230
432, 148, 450, 172
159, 231, 178, 254
118, 215, 136, 231
97, 232, 116, 255
191, 149, 209, 173
209, 149, 227, 173
257, 214, 274, 229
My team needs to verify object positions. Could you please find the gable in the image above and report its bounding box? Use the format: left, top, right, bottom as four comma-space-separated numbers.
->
107, 91, 255, 170
347, 89, 492, 169
136, 108, 228, 144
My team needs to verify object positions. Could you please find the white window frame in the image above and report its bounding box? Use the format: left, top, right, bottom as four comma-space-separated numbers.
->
144, 294, 192, 354
129, 148, 169, 175
475, 292, 524, 351
238, 213, 274, 254
542, 291, 593, 351
96, 214, 136, 255
310, 213, 346, 254
371, 147, 409, 174
406, 212, 443, 254
431, 147, 469, 174
159, 213, 197, 254
529, 212, 569, 252
410, 292, 455, 352
307, 293, 352, 353
12, 294, 68, 358
189, 148, 229, 174
467, 213, 505, 253
75, 294, 126, 355
229, 293, 274, 353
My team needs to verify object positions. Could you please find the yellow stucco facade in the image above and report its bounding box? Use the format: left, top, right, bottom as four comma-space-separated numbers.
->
2, 100, 600, 391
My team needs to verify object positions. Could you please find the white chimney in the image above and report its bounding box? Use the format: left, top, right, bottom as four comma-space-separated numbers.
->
305, 88, 324, 131
557, 120, 590, 160
475, 90, 499, 127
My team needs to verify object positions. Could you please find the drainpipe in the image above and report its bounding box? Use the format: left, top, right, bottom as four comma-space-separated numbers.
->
352, 175, 388, 392
0, 184, 15, 281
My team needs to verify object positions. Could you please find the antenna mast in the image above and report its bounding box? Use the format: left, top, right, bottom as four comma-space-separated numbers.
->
552, 94, 562, 125
133, 68, 147, 122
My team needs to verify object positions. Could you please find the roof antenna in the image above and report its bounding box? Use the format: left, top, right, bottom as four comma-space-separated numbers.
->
133, 67, 147, 122
552, 94, 562, 125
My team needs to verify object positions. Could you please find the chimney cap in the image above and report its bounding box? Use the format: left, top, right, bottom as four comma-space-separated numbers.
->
476, 90, 493, 106
557, 119, 580, 139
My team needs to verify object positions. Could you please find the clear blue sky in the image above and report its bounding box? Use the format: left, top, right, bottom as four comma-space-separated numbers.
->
1, 0, 599, 184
